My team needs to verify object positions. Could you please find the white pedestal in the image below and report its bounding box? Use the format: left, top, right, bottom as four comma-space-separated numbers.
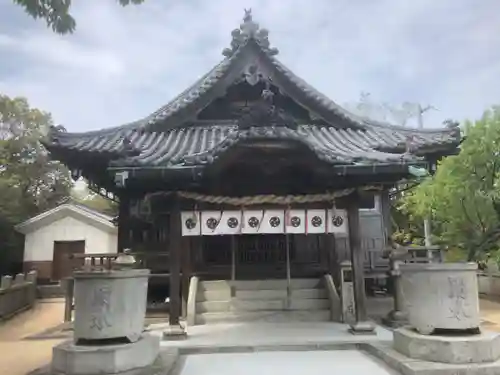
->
399, 263, 479, 334
394, 327, 500, 364
73, 269, 150, 343
52, 333, 160, 375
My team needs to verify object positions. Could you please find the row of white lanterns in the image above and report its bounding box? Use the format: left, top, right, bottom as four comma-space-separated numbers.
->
180, 209, 348, 236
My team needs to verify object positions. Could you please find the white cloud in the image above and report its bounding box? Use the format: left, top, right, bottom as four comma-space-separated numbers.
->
0, 0, 499, 131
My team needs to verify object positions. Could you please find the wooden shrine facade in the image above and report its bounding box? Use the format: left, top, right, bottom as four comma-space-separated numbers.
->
43, 11, 461, 330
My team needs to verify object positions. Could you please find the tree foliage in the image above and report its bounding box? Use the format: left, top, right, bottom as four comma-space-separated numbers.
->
13, 0, 145, 34
347, 92, 429, 244
0, 94, 73, 273
345, 91, 425, 127
403, 107, 500, 261
71, 179, 118, 217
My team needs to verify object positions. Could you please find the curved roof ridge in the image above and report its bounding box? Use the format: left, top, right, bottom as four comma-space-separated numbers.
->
48, 56, 236, 139
266, 54, 455, 135
48, 10, 459, 143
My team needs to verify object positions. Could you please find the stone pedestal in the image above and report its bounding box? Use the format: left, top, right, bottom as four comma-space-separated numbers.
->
339, 260, 355, 323
366, 263, 500, 374
52, 334, 160, 375
399, 263, 479, 335
163, 323, 187, 341
50, 269, 159, 375
383, 260, 408, 328
394, 327, 500, 364
73, 269, 149, 343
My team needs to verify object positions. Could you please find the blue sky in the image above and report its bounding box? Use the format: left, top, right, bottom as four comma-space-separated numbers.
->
0, 0, 498, 132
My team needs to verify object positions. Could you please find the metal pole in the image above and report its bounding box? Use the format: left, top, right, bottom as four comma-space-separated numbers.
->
424, 219, 432, 247
417, 104, 433, 249
231, 236, 236, 281
285, 233, 291, 310
230, 236, 236, 297
63, 277, 74, 323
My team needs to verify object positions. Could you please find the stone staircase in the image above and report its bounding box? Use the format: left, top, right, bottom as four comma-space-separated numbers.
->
194, 278, 333, 325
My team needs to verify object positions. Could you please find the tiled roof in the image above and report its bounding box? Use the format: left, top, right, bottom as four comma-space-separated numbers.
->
45, 12, 461, 170
49, 122, 458, 168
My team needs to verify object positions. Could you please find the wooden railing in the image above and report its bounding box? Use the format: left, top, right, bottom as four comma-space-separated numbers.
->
64, 252, 173, 322
405, 246, 444, 263
69, 252, 170, 272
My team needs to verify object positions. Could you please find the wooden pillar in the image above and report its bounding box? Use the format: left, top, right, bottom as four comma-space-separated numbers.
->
181, 237, 191, 318
346, 192, 375, 334
380, 189, 392, 241
326, 233, 339, 286
117, 195, 131, 253
163, 195, 187, 339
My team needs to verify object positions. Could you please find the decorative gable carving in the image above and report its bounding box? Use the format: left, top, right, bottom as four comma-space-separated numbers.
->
238, 85, 298, 130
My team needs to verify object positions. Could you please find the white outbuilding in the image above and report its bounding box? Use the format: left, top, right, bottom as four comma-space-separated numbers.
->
15, 203, 118, 282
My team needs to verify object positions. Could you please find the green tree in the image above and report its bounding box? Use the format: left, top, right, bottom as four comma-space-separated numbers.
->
403, 107, 500, 261
13, 0, 145, 34
71, 180, 118, 217
0, 94, 72, 273
346, 92, 430, 245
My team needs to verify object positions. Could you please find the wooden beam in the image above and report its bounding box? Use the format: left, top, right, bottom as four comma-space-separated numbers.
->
346, 193, 375, 334
117, 195, 130, 253
169, 197, 182, 327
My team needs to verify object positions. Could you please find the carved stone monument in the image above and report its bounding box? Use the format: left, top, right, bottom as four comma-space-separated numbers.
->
73, 269, 149, 343
51, 254, 160, 375
369, 263, 500, 374
399, 263, 479, 334
340, 260, 356, 323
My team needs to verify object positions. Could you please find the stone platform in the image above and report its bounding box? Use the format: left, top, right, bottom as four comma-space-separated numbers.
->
394, 327, 500, 364
362, 327, 500, 375
52, 334, 160, 375
150, 321, 392, 350
366, 342, 500, 375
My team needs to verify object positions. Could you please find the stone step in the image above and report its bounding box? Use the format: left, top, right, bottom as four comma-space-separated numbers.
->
199, 279, 322, 291
196, 289, 232, 302
197, 288, 327, 302
291, 288, 328, 300
196, 298, 330, 313
195, 309, 331, 324
235, 288, 328, 301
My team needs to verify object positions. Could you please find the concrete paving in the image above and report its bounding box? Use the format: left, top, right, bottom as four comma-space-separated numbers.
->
3, 297, 500, 375
151, 321, 393, 350
179, 350, 399, 375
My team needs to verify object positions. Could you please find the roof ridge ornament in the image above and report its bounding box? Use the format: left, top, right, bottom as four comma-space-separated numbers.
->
238, 83, 298, 130
222, 9, 279, 57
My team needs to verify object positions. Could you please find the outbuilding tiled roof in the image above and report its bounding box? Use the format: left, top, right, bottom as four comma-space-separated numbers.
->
45, 11, 461, 171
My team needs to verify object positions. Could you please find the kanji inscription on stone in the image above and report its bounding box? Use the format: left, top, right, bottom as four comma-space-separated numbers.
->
89, 285, 113, 331
448, 276, 470, 319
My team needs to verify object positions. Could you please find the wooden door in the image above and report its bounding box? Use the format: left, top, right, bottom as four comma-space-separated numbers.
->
52, 240, 85, 281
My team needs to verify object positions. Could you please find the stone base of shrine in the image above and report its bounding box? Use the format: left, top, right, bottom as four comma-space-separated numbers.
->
366, 343, 500, 375
364, 327, 500, 375
394, 327, 500, 364
51, 334, 160, 375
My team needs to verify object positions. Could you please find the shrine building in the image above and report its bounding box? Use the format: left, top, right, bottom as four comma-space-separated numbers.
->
44, 11, 460, 332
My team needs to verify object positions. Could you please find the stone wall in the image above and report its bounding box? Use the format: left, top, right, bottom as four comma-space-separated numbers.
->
0, 271, 37, 320
478, 272, 500, 297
